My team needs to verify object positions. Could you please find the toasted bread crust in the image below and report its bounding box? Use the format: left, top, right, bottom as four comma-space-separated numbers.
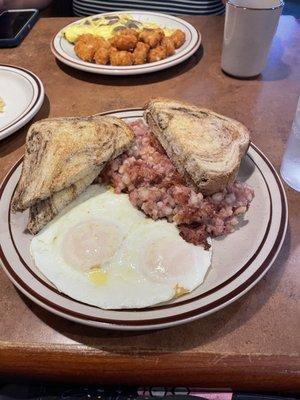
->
27, 167, 101, 234
144, 98, 250, 195
12, 115, 134, 212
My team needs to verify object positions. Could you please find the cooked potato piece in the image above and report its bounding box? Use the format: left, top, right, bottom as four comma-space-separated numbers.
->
132, 42, 150, 65
161, 37, 175, 56
109, 46, 117, 55
75, 33, 96, 45
148, 45, 167, 63
74, 41, 96, 62
170, 29, 186, 49
110, 50, 133, 66
139, 29, 162, 48
94, 47, 110, 64
155, 28, 165, 41
75, 34, 108, 49
109, 46, 118, 57
74, 34, 110, 62
116, 28, 139, 38
95, 37, 111, 50
110, 32, 138, 51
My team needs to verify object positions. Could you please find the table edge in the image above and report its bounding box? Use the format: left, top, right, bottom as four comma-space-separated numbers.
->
1, 344, 299, 390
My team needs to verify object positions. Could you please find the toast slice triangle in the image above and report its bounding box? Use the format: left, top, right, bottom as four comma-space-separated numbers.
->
27, 167, 101, 234
144, 98, 250, 195
12, 115, 134, 212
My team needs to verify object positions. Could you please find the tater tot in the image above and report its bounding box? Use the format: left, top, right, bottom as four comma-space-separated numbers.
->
75, 34, 104, 50
148, 45, 167, 63
110, 32, 138, 51
94, 47, 110, 65
75, 33, 96, 45
95, 37, 111, 50
74, 41, 96, 62
74, 34, 110, 62
139, 29, 162, 49
110, 50, 133, 66
155, 28, 165, 41
161, 37, 175, 56
132, 42, 150, 65
116, 28, 139, 38
170, 29, 186, 49
109, 46, 118, 57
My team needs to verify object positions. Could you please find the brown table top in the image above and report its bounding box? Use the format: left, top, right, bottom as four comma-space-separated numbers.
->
0, 15, 300, 391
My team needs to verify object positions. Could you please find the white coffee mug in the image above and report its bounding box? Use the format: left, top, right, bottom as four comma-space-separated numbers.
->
221, 0, 284, 78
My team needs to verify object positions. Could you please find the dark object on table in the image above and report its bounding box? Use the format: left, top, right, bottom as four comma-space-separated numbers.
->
0, 384, 299, 400
0, 9, 39, 47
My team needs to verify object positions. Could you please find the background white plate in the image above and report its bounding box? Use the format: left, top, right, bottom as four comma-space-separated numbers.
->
0, 109, 288, 331
51, 11, 201, 75
0, 65, 44, 140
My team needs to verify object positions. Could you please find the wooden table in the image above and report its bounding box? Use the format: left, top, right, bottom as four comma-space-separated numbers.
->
0, 16, 300, 391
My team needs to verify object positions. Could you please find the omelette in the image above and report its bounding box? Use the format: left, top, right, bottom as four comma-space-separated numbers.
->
62, 14, 175, 43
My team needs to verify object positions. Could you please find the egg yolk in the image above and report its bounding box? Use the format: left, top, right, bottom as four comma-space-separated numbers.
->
61, 219, 122, 272
174, 284, 189, 297
88, 267, 107, 286
142, 238, 197, 284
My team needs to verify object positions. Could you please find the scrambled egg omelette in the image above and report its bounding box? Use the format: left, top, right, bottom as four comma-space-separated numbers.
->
63, 14, 175, 43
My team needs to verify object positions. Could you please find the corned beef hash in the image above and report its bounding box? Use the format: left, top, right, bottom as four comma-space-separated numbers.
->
101, 118, 254, 249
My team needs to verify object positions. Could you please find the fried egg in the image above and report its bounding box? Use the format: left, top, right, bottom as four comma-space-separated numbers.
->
30, 185, 212, 309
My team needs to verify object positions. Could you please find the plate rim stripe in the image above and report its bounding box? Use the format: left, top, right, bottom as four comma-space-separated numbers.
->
0, 65, 42, 134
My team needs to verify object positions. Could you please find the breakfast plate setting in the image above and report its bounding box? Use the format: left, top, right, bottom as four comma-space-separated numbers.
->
0, 104, 288, 331
51, 11, 201, 75
0, 64, 44, 140
1, 3, 299, 390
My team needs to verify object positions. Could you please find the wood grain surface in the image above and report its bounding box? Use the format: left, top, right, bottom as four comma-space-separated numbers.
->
0, 16, 299, 391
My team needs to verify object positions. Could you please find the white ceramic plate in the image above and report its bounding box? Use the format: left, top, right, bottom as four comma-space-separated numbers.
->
0, 65, 44, 140
51, 11, 201, 75
0, 109, 288, 331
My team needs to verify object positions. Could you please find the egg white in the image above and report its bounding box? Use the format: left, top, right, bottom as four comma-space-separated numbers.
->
30, 185, 212, 309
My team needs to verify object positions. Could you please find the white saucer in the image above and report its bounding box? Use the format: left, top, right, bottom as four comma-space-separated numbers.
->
0, 65, 44, 140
